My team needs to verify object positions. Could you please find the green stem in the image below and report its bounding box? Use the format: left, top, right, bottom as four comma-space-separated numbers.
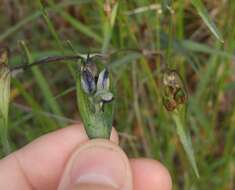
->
0, 119, 11, 155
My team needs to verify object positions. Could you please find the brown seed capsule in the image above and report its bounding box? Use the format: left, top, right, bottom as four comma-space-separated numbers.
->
163, 97, 178, 111
162, 69, 187, 111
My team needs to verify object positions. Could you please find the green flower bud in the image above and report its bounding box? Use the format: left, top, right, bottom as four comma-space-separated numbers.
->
95, 90, 113, 103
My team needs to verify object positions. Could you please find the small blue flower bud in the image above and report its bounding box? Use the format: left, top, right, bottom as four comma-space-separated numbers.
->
97, 69, 110, 91
81, 67, 96, 95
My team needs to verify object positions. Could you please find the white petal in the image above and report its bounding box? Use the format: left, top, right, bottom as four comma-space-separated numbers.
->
97, 69, 110, 91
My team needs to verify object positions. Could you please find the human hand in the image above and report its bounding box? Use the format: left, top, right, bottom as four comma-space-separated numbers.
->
0, 124, 172, 190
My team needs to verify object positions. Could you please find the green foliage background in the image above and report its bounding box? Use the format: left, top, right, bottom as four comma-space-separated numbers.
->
0, 0, 234, 189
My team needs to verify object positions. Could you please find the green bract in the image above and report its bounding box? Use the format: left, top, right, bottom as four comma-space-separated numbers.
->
77, 56, 114, 139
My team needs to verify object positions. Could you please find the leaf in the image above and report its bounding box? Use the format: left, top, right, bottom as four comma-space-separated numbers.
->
191, 0, 224, 42
19, 41, 63, 117
181, 40, 231, 58
110, 3, 119, 27
102, 2, 119, 52
0, 12, 41, 42
60, 11, 103, 43
173, 112, 200, 178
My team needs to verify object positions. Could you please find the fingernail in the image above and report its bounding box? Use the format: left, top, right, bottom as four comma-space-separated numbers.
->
58, 139, 132, 190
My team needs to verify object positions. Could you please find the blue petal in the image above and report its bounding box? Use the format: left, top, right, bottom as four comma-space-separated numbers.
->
81, 67, 96, 94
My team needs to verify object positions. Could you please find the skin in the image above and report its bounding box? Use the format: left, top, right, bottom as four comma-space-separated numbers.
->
0, 124, 172, 190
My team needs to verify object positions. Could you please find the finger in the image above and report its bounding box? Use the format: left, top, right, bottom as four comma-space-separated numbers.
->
0, 124, 118, 190
130, 158, 172, 190
58, 139, 132, 190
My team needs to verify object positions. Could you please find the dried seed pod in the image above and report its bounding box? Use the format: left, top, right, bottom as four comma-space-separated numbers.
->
163, 70, 182, 89
174, 88, 187, 105
81, 67, 96, 95
162, 69, 187, 111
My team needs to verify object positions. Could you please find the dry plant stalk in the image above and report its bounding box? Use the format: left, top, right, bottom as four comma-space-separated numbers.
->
0, 47, 11, 154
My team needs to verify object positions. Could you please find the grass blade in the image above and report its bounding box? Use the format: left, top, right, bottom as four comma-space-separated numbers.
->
182, 40, 232, 58
173, 112, 200, 178
20, 41, 63, 117
191, 0, 224, 42
38, 0, 64, 51
61, 11, 103, 43
0, 12, 41, 42
102, 2, 119, 52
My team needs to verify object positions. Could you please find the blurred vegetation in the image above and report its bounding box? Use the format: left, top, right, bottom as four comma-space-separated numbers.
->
0, 0, 235, 189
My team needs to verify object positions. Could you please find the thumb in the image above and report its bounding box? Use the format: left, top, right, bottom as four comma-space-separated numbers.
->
58, 139, 133, 190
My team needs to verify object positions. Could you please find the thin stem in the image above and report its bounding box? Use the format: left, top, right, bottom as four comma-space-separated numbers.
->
9, 55, 84, 71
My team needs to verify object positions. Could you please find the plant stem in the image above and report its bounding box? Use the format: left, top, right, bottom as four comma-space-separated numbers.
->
0, 119, 11, 154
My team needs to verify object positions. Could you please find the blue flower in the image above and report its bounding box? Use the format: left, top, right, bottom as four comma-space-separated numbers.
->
80, 59, 113, 105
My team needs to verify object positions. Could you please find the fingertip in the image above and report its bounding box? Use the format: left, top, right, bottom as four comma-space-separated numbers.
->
58, 139, 132, 190
130, 158, 172, 190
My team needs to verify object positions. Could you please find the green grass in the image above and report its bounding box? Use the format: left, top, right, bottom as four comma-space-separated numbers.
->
0, 0, 235, 189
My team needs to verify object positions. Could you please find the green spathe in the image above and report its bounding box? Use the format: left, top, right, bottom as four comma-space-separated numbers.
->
76, 58, 114, 139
